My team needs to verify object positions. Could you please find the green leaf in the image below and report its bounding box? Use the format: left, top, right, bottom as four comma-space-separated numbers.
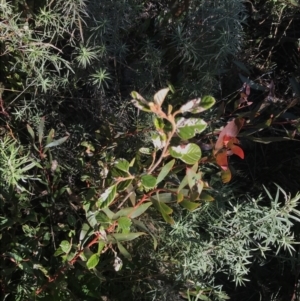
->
60, 240, 71, 253
141, 175, 157, 189
54, 247, 64, 257
86, 253, 100, 269
101, 207, 115, 219
115, 159, 130, 173
179, 96, 215, 113
46, 129, 55, 146
180, 98, 201, 113
139, 147, 152, 155
38, 117, 45, 144
153, 116, 164, 131
151, 197, 174, 225
153, 88, 169, 106
176, 118, 207, 140
131, 99, 151, 112
159, 202, 173, 214
178, 174, 188, 192
180, 200, 200, 211
109, 232, 146, 242
199, 96, 216, 112
95, 212, 112, 226
177, 192, 184, 203
86, 211, 98, 228
114, 202, 152, 219
45, 136, 69, 148
27, 124, 35, 140
126, 185, 136, 206
156, 159, 175, 185
97, 241, 106, 255
186, 168, 201, 189
79, 223, 92, 246
131, 91, 151, 112
117, 217, 132, 231
200, 191, 214, 201
169, 143, 201, 165
117, 241, 132, 260
167, 82, 175, 93
117, 179, 132, 192
160, 210, 175, 224
97, 185, 117, 209
151, 193, 175, 203
131, 91, 148, 104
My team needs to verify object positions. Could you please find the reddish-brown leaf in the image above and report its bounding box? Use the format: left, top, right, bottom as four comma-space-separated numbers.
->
215, 150, 228, 170
245, 84, 250, 96
215, 118, 245, 151
230, 144, 244, 159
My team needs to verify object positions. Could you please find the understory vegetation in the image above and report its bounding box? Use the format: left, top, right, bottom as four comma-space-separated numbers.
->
1, 0, 300, 300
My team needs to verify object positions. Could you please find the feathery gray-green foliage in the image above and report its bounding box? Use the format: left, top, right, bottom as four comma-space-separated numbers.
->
146, 185, 300, 300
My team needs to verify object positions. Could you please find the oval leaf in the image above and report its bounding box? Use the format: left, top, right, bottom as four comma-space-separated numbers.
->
60, 240, 71, 253
180, 98, 201, 113
117, 217, 132, 231
198, 96, 216, 112
215, 118, 245, 151
169, 143, 201, 165
86, 253, 100, 269
176, 118, 207, 140
141, 175, 157, 189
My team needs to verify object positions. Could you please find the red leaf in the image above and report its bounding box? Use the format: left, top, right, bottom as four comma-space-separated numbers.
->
227, 138, 244, 159
215, 150, 228, 170
230, 144, 244, 159
223, 134, 232, 147
215, 118, 245, 151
